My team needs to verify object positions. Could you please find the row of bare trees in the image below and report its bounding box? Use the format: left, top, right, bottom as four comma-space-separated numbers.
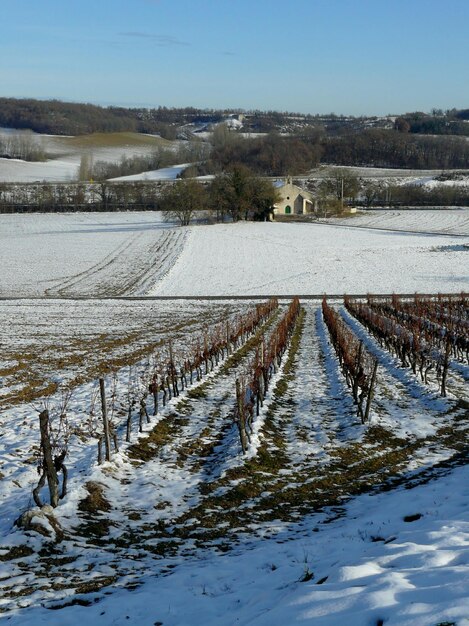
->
322, 298, 378, 423
0, 181, 165, 212
235, 298, 301, 452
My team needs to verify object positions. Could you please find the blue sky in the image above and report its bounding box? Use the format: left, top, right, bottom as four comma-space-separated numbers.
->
1, 0, 468, 115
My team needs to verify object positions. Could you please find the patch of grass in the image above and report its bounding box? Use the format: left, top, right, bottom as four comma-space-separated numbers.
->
74, 576, 117, 595
154, 500, 171, 511
78, 482, 111, 514
403, 513, 422, 523
186, 385, 209, 400
143, 540, 180, 557
76, 519, 114, 542
299, 567, 314, 582
0, 545, 34, 562
62, 131, 171, 149
177, 427, 212, 462
48, 598, 94, 610
174, 398, 194, 413
76, 483, 113, 540
127, 413, 187, 463
39, 555, 77, 569
127, 511, 142, 521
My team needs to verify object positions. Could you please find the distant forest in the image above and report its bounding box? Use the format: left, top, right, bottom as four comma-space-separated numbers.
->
1, 97, 469, 171
0, 98, 176, 137
0, 97, 313, 138
321, 130, 469, 170
207, 129, 469, 173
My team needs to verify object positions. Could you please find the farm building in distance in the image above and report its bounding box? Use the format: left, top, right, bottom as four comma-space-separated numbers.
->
273, 177, 317, 217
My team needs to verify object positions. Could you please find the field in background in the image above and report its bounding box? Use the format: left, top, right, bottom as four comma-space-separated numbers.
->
0, 130, 177, 183
326, 208, 469, 235
1, 210, 468, 298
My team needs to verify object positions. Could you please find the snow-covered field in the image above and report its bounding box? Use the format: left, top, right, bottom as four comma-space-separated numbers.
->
0, 129, 177, 183
1, 211, 468, 297
327, 208, 469, 236
0, 212, 185, 297
8, 462, 469, 626
1, 210, 468, 625
108, 163, 190, 182
150, 220, 469, 296
0, 155, 82, 183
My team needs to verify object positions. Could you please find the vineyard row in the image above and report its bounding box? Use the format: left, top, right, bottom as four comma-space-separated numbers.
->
322, 297, 378, 423
34, 298, 279, 508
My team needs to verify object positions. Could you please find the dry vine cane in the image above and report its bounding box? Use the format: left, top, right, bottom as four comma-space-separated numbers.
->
235, 298, 300, 453
323, 298, 378, 423
345, 296, 452, 397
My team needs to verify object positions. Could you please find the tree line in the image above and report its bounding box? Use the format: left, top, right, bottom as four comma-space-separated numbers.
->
208, 127, 323, 176
208, 128, 469, 176
0, 98, 140, 135
0, 181, 163, 212
0, 131, 46, 161
3, 97, 469, 173
358, 177, 469, 207
160, 165, 280, 224
395, 109, 469, 137
0, 166, 280, 222
0, 97, 330, 137
321, 129, 469, 170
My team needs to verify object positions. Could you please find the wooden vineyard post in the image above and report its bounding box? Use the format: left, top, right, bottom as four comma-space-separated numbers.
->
236, 379, 248, 454
352, 341, 363, 403
139, 398, 149, 433
152, 380, 158, 416
99, 377, 111, 462
204, 334, 209, 374
363, 359, 378, 424
440, 336, 452, 398
169, 340, 178, 397
126, 406, 132, 443
38, 409, 60, 508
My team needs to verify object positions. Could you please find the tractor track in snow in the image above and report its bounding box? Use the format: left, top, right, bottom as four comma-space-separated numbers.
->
44, 229, 186, 297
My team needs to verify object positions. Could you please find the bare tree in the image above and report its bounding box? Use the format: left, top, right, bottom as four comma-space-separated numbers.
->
160, 179, 207, 226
